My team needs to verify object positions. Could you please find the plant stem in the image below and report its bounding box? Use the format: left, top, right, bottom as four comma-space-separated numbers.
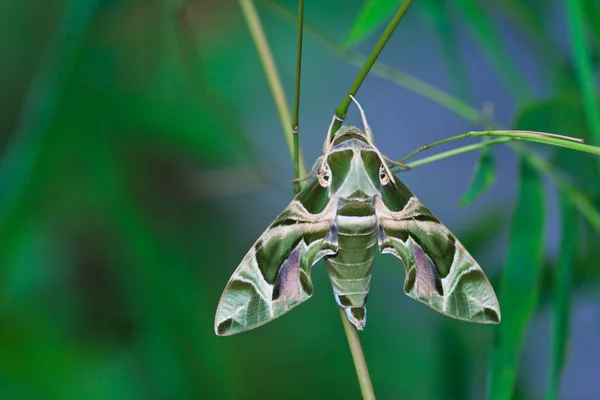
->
400, 138, 514, 170
339, 309, 375, 400
292, 0, 304, 193
239, 0, 307, 181
397, 130, 594, 164
330, 0, 414, 137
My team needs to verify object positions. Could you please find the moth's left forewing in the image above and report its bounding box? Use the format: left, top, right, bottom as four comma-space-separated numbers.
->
375, 176, 500, 324
215, 179, 338, 336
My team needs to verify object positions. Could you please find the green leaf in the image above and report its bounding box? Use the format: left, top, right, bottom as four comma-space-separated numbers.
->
459, 146, 495, 206
566, 0, 600, 149
489, 157, 545, 400
420, 0, 470, 102
0, 0, 99, 237
546, 196, 577, 400
344, 0, 402, 47
454, 0, 532, 102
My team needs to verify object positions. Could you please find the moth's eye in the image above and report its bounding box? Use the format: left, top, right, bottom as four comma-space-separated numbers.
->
379, 165, 390, 185
318, 164, 331, 187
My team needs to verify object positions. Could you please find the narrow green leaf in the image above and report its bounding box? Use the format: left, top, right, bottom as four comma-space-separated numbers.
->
0, 0, 98, 235
546, 196, 577, 400
490, 0, 559, 73
454, 0, 532, 102
460, 146, 496, 206
421, 0, 470, 102
583, 0, 600, 44
489, 158, 545, 400
566, 0, 600, 150
344, 0, 402, 47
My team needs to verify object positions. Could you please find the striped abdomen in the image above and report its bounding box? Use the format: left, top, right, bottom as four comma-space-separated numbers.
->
324, 204, 378, 330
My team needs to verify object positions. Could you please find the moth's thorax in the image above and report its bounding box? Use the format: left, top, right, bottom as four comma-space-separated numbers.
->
325, 145, 381, 202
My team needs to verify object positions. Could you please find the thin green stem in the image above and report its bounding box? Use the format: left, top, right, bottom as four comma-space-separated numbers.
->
339, 309, 375, 400
397, 130, 594, 164
400, 138, 514, 170
330, 0, 414, 137
292, 0, 304, 194
239, 0, 307, 182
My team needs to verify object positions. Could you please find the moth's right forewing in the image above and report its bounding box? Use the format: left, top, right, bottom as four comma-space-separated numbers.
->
375, 177, 500, 324
215, 179, 338, 336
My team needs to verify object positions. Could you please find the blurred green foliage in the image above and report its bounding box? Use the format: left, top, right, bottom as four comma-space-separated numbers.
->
0, 0, 599, 399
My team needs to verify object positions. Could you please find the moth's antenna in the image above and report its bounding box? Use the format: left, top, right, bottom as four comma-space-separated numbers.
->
349, 95, 374, 143
348, 95, 396, 186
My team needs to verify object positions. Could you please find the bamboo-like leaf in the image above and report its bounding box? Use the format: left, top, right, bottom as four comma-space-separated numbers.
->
454, 0, 532, 102
546, 196, 577, 400
460, 146, 495, 206
489, 158, 545, 400
583, 0, 600, 43
420, 0, 470, 102
0, 0, 98, 236
344, 0, 402, 47
566, 0, 600, 149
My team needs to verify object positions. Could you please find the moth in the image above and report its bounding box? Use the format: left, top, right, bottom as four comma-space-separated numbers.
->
215, 97, 500, 336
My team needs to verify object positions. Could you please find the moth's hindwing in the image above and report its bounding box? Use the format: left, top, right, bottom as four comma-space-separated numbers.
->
375, 176, 501, 324
214, 178, 338, 336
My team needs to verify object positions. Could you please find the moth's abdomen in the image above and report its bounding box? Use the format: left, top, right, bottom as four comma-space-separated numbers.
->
325, 212, 377, 330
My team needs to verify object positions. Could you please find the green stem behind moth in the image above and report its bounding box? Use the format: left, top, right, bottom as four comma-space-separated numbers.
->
330, 0, 414, 137
292, 0, 304, 193
239, 0, 307, 181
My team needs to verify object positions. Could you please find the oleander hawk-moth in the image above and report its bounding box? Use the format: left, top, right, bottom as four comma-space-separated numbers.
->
215, 99, 501, 336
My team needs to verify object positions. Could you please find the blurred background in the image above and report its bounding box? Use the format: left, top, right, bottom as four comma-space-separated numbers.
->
1, 0, 599, 399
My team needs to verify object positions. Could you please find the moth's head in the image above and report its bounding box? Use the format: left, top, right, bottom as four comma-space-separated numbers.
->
330, 125, 371, 147
316, 125, 394, 200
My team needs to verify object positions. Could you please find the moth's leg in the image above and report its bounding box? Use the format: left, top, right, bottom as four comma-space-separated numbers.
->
349, 95, 374, 143
323, 115, 337, 154
292, 174, 314, 184
384, 156, 412, 172
292, 156, 323, 185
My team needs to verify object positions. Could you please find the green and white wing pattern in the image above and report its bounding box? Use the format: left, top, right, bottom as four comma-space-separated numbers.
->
375, 176, 501, 324
215, 179, 338, 336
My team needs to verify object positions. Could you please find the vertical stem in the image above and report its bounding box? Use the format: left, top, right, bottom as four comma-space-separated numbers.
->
292, 0, 304, 193
238, 0, 307, 179
331, 0, 414, 137
339, 309, 375, 400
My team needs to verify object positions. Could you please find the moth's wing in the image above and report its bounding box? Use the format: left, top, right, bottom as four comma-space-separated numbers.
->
215, 179, 338, 336
374, 177, 500, 323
